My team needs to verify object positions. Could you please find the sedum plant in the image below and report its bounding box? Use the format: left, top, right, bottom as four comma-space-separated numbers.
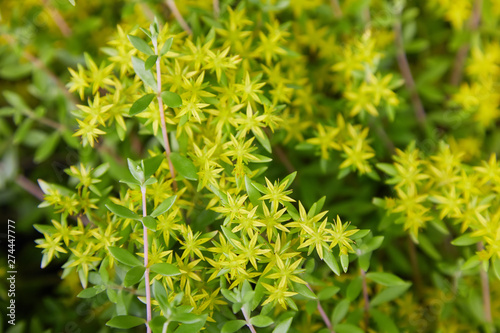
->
34, 14, 367, 333
1, 0, 500, 332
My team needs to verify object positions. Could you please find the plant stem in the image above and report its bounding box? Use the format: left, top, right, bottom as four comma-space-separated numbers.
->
154, 39, 178, 191
360, 268, 370, 330
393, 9, 426, 126
141, 186, 152, 333
330, 0, 343, 18
4, 34, 78, 106
264, 128, 295, 173
450, 0, 483, 86
17, 175, 45, 201
307, 284, 335, 333
213, 0, 220, 18
477, 242, 492, 324
16, 174, 93, 225
274, 145, 295, 174
165, 0, 192, 35
23, 108, 66, 131
41, 0, 72, 37
369, 117, 395, 154
242, 306, 257, 333
407, 237, 423, 298
141, 3, 157, 22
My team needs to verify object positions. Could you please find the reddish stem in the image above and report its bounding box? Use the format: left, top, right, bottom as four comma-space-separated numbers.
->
477, 242, 492, 323
307, 284, 335, 332
165, 0, 192, 35
141, 187, 152, 333
450, 0, 483, 86
394, 13, 426, 125
154, 39, 178, 191
41, 0, 72, 37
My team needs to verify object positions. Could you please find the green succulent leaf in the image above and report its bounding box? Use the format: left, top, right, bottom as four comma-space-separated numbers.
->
106, 202, 140, 220
143, 155, 164, 179
322, 245, 340, 276
141, 216, 157, 231
170, 152, 198, 180
128, 35, 154, 56
366, 272, 406, 287
77, 286, 104, 298
145, 55, 158, 70
272, 317, 293, 333
151, 195, 177, 217
150, 263, 181, 276
161, 91, 183, 108
221, 320, 246, 333
131, 56, 157, 91
108, 246, 143, 267
106, 315, 146, 329
160, 37, 174, 56
250, 315, 273, 327
129, 94, 156, 116
451, 233, 481, 246
124, 265, 146, 287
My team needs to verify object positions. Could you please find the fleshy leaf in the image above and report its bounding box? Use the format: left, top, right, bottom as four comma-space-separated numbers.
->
128, 35, 154, 56
106, 315, 146, 329
129, 94, 156, 116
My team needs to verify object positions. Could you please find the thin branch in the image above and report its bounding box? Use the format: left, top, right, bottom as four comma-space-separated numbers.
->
274, 145, 295, 174
16, 175, 45, 201
360, 268, 370, 330
307, 284, 335, 333
153, 38, 178, 192
393, 11, 426, 125
242, 306, 257, 333
362, 6, 371, 26
368, 113, 395, 155
165, 0, 192, 35
141, 186, 152, 333
4, 34, 78, 106
450, 0, 483, 86
407, 237, 423, 298
265, 128, 295, 173
477, 242, 492, 323
140, 3, 157, 22
23, 107, 66, 131
330, 0, 343, 18
16, 174, 92, 225
213, 0, 220, 19
40, 0, 72, 37
24, 51, 79, 106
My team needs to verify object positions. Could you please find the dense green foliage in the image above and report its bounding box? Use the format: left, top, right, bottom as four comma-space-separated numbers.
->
1, 0, 500, 332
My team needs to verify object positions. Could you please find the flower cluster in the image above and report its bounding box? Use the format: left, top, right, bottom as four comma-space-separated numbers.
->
377, 142, 500, 264
40, 14, 363, 327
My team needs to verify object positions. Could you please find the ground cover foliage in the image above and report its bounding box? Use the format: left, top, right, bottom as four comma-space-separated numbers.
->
1, 0, 500, 332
